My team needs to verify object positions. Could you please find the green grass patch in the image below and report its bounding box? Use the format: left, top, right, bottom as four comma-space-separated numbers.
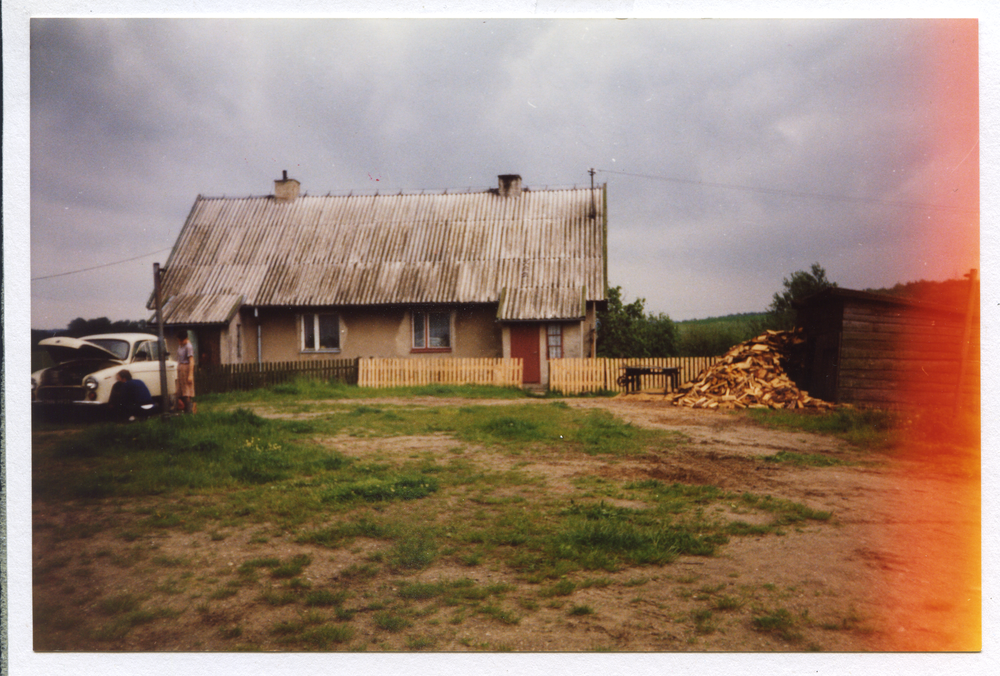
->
97, 593, 142, 616
745, 408, 899, 449
320, 475, 439, 503
386, 531, 438, 571
477, 604, 520, 625
300, 624, 354, 648
712, 595, 744, 611
373, 611, 412, 632
270, 554, 312, 579
692, 608, 716, 634
452, 403, 672, 456
539, 578, 577, 597
35, 409, 347, 499
738, 493, 832, 524
752, 608, 800, 641
201, 380, 527, 405
297, 518, 390, 548
304, 589, 348, 607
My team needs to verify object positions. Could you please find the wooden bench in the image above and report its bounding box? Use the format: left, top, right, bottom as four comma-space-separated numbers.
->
617, 366, 681, 394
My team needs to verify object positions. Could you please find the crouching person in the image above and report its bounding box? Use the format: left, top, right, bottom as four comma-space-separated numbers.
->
108, 369, 155, 422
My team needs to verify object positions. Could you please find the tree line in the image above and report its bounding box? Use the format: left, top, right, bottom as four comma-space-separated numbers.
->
598, 263, 836, 358
598, 263, 976, 358
31, 317, 150, 347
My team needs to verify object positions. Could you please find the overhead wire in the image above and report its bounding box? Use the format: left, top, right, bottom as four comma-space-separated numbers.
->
596, 168, 979, 215
31, 247, 173, 281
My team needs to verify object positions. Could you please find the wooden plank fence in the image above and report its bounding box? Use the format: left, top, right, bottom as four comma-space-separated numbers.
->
196, 359, 358, 394
549, 357, 719, 395
358, 358, 523, 388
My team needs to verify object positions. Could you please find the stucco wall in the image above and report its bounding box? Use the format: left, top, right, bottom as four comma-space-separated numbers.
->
218, 304, 597, 382
226, 305, 504, 362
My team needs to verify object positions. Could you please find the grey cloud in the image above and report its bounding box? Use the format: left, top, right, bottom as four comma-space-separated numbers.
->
29, 18, 978, 326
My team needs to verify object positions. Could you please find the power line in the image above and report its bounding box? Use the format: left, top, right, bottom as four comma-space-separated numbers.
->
596, 168, 979, 215
31, 247, 173, 281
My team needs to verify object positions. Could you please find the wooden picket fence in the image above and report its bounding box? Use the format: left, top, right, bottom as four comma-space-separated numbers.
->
196, 358, 358, 394
549, 357, 719, 395
194, 356, 714, 395
358, 358, 523, 389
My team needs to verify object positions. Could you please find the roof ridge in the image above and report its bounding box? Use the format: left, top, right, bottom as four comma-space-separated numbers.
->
196, 184, 603, 201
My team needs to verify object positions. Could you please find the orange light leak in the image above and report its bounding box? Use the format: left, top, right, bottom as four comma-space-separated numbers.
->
874, 20, 980, 651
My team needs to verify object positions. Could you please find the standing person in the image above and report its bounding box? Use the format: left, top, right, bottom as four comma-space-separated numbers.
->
175, 330, 196, 413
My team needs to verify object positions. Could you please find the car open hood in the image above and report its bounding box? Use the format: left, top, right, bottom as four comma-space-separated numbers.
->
39, 336, 124, 364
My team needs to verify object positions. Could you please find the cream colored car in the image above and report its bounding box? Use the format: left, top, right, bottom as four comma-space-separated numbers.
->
32, 333, 177, 411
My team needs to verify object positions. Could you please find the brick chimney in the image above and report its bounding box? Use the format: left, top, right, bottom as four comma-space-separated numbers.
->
274, 170, 300, 202
498, 174, 522, 198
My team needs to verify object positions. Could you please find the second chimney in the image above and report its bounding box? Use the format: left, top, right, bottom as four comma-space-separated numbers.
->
274, 170, 301, 202
498, 174, 522, 198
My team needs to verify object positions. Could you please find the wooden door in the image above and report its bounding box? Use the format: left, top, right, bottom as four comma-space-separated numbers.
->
510, 324, 541, 384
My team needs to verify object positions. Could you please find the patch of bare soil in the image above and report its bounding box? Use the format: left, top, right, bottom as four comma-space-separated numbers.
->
32, 397, 979, 652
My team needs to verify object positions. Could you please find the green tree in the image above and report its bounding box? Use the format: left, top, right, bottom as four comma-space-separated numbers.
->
597, 286, 677, 358
764, 263, 836, 330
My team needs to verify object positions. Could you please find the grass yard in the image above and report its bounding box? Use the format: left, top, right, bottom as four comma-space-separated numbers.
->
31, 384, 977, 652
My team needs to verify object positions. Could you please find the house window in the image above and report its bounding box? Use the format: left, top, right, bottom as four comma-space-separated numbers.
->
547, 324, 563, 359
413, 311, 451, 351
236, 324, 242, 361
302, 313, 340, 351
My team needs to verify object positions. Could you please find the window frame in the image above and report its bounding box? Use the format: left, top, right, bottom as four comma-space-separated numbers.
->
132, 340, 158, 362
300, 313, 341, 353
546, 323, 564, 360
411, 310, 452, 353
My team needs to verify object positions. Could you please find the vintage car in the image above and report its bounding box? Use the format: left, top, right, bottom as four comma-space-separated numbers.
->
32, 333, 178, 412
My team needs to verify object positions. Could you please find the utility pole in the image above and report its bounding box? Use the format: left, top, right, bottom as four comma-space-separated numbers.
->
153, 263, 170, 418
589, 168, 597, 219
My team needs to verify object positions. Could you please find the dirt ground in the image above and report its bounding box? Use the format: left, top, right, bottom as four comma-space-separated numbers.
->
32, 396, 981, 652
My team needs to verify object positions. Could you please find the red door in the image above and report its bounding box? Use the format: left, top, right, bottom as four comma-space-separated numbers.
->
510, 324, 541, 384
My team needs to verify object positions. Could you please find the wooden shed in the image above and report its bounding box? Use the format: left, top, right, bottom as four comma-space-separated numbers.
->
793, 286, 979, 410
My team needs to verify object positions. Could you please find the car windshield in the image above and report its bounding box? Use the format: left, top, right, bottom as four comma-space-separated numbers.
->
85, 339, 131, 360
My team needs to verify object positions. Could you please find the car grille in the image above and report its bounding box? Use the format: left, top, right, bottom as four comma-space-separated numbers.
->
37, 387, 86, 402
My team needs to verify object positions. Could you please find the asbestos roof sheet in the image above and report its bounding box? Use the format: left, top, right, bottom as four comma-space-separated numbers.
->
157, 293, 243, 325
154, 185, 607, 323
498, 286, 587, 321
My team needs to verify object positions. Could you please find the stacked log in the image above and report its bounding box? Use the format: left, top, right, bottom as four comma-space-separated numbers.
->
666, 330, 835, 410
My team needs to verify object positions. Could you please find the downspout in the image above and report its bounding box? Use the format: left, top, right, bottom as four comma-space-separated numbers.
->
255, 307, 262, 365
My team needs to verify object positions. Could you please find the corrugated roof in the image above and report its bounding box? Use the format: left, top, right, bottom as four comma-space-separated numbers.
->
154, 185, 607, 323
498, 286, 587, 321
158, 293, 243, 325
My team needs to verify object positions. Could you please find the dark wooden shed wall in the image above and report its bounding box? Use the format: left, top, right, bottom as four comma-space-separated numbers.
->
796, 289, 979, 409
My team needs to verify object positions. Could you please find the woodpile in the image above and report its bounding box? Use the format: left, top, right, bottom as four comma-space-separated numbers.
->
665, 330, 836, 410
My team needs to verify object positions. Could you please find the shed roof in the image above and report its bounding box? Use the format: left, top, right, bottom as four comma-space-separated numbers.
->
153, 184, 607, 324
794, 287, 968, 318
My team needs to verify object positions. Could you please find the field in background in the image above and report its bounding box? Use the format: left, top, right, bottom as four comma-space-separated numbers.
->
675, 313, 767, 357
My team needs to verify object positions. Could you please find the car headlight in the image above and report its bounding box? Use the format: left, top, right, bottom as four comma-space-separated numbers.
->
84, 376, 100, 391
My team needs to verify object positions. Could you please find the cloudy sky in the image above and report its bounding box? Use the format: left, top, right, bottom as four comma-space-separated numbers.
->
23, 14, 980, 328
